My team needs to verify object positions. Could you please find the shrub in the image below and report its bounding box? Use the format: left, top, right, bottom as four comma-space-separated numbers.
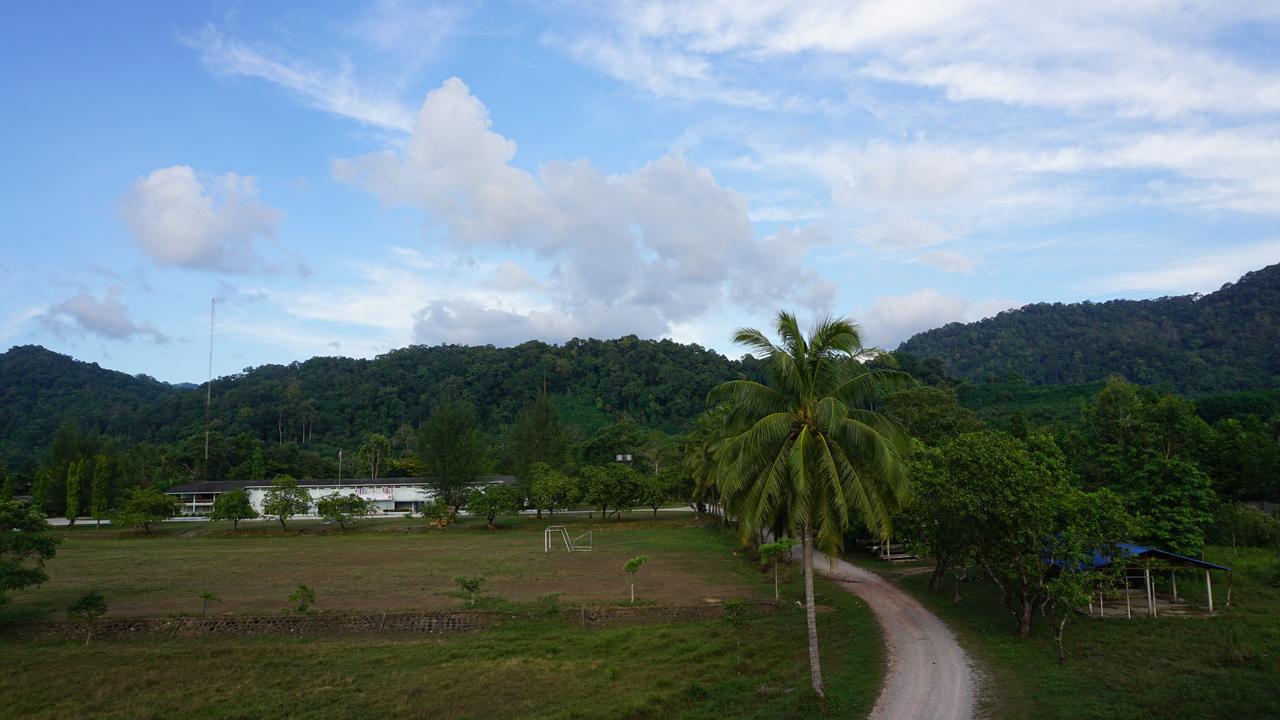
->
288, 584, 316, 615
453, 575, 486, 607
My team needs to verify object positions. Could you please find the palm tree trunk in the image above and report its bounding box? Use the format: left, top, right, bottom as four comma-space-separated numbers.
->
803, 522, 826, 699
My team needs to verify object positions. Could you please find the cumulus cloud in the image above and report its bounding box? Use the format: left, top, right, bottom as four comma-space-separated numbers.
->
41, 287, 168, 343
120, 165, 282, 273
332, 77, 832, 342
559, 2, 1280, 231
860, 288, 1014, 347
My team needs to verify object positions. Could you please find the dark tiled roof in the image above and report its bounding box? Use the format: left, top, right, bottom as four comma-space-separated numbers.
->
167, 475, 517, 494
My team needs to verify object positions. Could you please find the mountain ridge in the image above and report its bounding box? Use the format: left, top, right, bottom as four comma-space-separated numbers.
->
897, 263, 1280, 393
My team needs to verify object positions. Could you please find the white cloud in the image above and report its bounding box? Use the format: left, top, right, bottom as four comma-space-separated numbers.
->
1089, 240, 1280, 295
860, 288, 1015, 347
561, 2, 1280, 120
120, 165, 282, 273
41, 287, 168, 343
184, 25, 415, 132
332, 77, 832, 342
917, 250, 977, 274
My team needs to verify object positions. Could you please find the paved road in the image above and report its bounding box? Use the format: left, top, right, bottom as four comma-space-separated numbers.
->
814, 551, 977, 720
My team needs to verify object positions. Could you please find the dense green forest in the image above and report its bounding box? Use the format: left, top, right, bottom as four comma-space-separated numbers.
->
4, 265, 1280, 522
0, 338, 761, 495
898, 263, 1280, 393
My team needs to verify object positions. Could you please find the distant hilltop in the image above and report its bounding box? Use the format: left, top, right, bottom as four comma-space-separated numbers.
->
898, 263, 1280, 394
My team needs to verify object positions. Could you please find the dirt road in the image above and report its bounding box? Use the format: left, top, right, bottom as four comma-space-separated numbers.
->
814, 551, 977, 720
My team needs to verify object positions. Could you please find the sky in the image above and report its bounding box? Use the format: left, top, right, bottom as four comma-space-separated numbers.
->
3, 1, 1279, 383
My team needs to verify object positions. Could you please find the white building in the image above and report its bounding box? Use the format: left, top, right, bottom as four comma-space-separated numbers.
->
166, 476, 517, 516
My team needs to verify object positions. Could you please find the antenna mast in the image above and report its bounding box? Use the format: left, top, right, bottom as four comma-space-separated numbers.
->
203, 298, 215, 478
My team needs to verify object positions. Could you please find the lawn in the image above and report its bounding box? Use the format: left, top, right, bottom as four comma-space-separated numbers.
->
851, 546, 1280, 719
3, 514, 765, 618
0, 515, 885, 719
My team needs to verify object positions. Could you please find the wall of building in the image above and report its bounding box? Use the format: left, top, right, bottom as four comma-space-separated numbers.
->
244, 484, 435, 514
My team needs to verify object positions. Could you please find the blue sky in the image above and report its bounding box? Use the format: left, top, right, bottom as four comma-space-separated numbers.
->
3, 1, 1279, 383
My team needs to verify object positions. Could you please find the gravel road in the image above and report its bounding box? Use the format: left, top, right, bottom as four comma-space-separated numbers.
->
814, 551, 977, 720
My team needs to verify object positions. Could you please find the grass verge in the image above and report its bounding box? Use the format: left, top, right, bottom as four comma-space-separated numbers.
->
850, 546, 1279, 719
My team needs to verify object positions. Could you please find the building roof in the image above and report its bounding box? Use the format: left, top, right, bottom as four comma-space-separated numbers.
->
1055, 542, 1232, 573
167, 475, 517, 494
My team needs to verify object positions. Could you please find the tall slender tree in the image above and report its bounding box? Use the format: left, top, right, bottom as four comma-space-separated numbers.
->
91, 454, 111, 529
508, 388, 567, 515
708, 311, 911, 699
65, 459, 83, 527
418, 400, 488, 513
358, 433, 392, 479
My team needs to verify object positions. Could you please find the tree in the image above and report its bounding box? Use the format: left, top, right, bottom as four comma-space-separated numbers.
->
65, 459, 83, 526
422, 497, 451, 527
1073, 378, 1216, 554
708, 312, 911, 699
758, 538, 797, 602
915, 431, 1131, 639
1212, 502, 1280, 552
637, 469, 678, 517
358, 433, 392, 479
67, 590, 108, 645
453, 575, 486, 607
209, 488, 259, 530
883, 385, 983, 446
90, 454, 111, 528
467, 484, 523, 529
30, 468, 51, 514
530, 462, 578, 519
262, 476, 311, 531
0, 467, 13, 502
1122, 456, 1214, 555
899, 440, 984, 597
508, 389, 568, 514
0, 499, 61, 605
114, 487, 176, 535
578, 419, 647, 468
316, 492, 373, 530
198, 590, 220, 616
623, 555, 649, 604
288, 584, 316, 615
579, 464, 640, 520
418, 400, 488, 514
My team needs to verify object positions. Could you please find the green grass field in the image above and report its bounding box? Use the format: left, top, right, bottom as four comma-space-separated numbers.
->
853, 546, 1280, 719
0, 516, 885, 719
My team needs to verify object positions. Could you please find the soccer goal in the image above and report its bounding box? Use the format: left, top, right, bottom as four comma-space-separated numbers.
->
544, 525, 593, 553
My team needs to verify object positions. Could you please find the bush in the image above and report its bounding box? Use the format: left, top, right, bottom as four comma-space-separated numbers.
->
1211, 503, 1280, 548
288, 584, 316, 615
115, 488, 177, 534
453, 575, 486, 607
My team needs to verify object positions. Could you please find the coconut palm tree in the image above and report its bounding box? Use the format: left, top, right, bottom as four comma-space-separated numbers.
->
709, 311, 911, 699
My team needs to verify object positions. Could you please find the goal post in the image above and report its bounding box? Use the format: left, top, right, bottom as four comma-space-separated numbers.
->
544, 525, 592, 552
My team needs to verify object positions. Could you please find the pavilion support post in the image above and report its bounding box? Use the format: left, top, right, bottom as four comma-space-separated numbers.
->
1088, 595, 1094, 617
1099, 589, 1105, 618
1171, 570, 1177, 601
1125, 573, 1132, 619
1145, 568, 1153, 617
1226, 572, 1233, 608
1205, 569, 1214, 613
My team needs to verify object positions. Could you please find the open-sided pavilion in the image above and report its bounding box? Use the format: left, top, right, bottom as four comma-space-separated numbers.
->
1080, 543, 1232, 618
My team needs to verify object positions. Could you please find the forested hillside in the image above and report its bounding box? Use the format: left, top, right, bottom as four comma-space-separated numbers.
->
0, 338, 759, 473
898, 263, 1280, 393
0, 346, 175, 467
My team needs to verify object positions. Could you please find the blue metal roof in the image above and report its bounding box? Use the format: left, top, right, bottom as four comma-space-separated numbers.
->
1067, 542, 1231, 572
